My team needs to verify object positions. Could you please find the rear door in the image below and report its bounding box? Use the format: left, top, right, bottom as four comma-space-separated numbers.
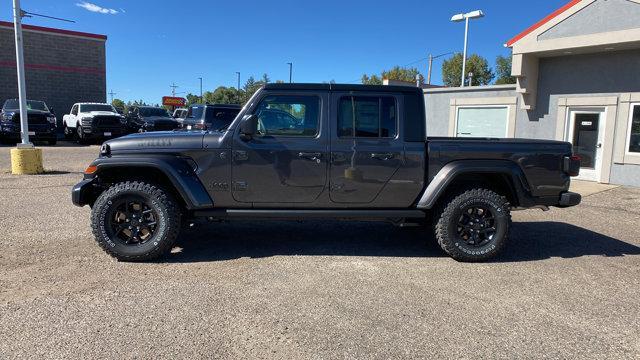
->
231, 91, 328, 203
329, 92, 404, 203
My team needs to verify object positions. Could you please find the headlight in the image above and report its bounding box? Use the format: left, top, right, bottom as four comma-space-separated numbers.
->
1, 113, 13, 123
47, 115, 56, 124
119, 116, 127, 124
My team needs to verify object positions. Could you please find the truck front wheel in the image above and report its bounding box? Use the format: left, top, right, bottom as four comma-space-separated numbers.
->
434, 188, 511, 262
90, 181, 182, 261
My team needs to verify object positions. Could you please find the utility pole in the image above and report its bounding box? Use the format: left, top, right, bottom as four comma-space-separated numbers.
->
13, 0, 30, 147
287, 62, 293, 83
198, 77, 203, 103
170, 83, 178, 97
236, 72, 241, 91
426, 52, 453, 85
108, 89, 116, 103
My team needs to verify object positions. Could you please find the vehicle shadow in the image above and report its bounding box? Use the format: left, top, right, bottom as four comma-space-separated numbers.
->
165, 220, 640, 263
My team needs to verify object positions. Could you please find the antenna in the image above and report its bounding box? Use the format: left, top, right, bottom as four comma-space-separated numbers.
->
21, 10, 75, 23
108, 89, 116, 102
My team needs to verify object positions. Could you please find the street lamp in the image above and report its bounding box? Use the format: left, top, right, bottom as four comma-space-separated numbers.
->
451, 10, 484, 87
198, 77, 203, 103
287, 62, 292, 83
236, 72, 241, 90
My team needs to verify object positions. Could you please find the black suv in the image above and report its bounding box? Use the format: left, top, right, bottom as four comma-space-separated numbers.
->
181, 104, 241, 131
0, 99, 57, 145
125, 106, 180, 133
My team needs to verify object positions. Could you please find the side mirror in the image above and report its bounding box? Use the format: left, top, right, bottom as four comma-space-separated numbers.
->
239, 114, 258, 140
49, 107, 55, 115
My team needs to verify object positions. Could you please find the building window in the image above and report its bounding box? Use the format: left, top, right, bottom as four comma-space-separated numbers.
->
456, 106, 509, 138
254, 95, 320, 137
338, 96, 397, 138
628, 104, 640, 153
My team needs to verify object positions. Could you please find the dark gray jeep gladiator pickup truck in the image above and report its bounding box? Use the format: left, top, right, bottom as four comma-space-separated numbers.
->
72, 83, 581, 262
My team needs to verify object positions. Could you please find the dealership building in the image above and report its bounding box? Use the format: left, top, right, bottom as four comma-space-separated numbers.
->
424, 0, 640, 187
0, 21, 107, 127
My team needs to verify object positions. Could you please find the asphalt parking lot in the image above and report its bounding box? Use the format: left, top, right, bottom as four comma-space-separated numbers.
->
1, 143, 639, 359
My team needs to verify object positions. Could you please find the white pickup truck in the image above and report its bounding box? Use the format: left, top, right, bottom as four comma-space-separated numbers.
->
63, 103, 126, 143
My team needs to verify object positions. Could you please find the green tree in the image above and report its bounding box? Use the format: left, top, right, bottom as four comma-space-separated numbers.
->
442, 53, 494, 87
361, 66, 424, 85
111, 98, 125, 113
185, 93, 201, 105
242, 73, 271, 103
204, 86, 244, 105
494, 55, 516, 85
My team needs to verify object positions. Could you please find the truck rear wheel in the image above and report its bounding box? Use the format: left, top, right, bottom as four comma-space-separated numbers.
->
434, 188, 511, 262
90, 181, 182, 261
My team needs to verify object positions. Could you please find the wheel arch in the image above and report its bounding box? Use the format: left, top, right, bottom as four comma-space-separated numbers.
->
416, 160, 530, 209
85, 157, 213, 210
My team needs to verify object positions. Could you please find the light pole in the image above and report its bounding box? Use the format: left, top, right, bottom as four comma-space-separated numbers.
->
236, 72, 241, 90
13, 0, 30, 147
427, 52, 453, 85
198, 77, 203, 103
287, 62, 292, 83
451, 10, 484, 87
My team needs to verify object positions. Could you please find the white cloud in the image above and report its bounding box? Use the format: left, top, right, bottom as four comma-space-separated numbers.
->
76, 2, 119, 15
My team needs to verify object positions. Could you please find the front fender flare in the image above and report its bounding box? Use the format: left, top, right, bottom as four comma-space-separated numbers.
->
416, 160, 530, 209
90, 155, 213, 210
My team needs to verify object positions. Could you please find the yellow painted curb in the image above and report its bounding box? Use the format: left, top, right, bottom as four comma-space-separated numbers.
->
11, 147, 44, 175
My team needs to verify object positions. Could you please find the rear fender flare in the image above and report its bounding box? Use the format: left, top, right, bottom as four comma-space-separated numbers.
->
416, 160, 530, 209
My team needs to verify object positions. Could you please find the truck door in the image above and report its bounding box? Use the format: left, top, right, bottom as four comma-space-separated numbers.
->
329, 92, 404, 204
231, 91, 328, 203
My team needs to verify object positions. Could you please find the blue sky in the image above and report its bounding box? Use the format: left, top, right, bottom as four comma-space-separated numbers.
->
2, 1, 569, 104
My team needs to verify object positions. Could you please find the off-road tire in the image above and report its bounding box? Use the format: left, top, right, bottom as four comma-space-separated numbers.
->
76, 125, 87, 144
63, 124, 73, 140
434, 188, 511, 262
91, 181, 182, 261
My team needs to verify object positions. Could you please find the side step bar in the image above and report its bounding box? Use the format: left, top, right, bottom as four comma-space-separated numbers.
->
193, 209, 426, 220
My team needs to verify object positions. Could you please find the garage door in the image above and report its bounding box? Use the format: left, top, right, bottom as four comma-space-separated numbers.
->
456, 106, 508, 138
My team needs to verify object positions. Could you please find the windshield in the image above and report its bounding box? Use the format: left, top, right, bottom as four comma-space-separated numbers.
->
80, 104, 116, 112
206, 108, 241, 131
3, 99, 49, 111
187, 105, 205, 119
139, 107, 170, 117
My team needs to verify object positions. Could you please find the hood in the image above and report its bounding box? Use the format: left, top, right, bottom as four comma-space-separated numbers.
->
86, 111, 119, 116
4, 109, 52, 116
104, 130, 208, 153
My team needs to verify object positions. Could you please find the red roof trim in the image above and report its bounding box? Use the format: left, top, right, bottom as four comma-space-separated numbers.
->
505, 0, 581, 47
0, 20, 107, 40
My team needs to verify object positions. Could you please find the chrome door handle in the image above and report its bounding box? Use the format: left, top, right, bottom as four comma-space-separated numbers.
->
298, 152, 322, 163
370, 152, 394, 160
596, 143, 602, 148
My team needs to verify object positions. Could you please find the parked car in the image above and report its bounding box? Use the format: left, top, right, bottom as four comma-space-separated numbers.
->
125, 106, 180, 133
0, 99, 57, 145
72, 83, 581, 262
181, 104, 241, 131
62, 103, 126, 144
172, 108, 188, 123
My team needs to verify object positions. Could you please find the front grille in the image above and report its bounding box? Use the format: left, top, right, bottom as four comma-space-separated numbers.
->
12, 113, 48, 125
94, 115, 121, 127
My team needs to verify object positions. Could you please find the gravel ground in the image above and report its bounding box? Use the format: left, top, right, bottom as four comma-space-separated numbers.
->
1, 143, 639, 359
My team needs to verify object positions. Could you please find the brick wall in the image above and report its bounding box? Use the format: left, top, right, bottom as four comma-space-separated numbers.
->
0, 25, 106, 127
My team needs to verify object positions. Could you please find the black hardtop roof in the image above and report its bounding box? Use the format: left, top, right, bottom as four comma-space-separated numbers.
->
263, 83, 424, 94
